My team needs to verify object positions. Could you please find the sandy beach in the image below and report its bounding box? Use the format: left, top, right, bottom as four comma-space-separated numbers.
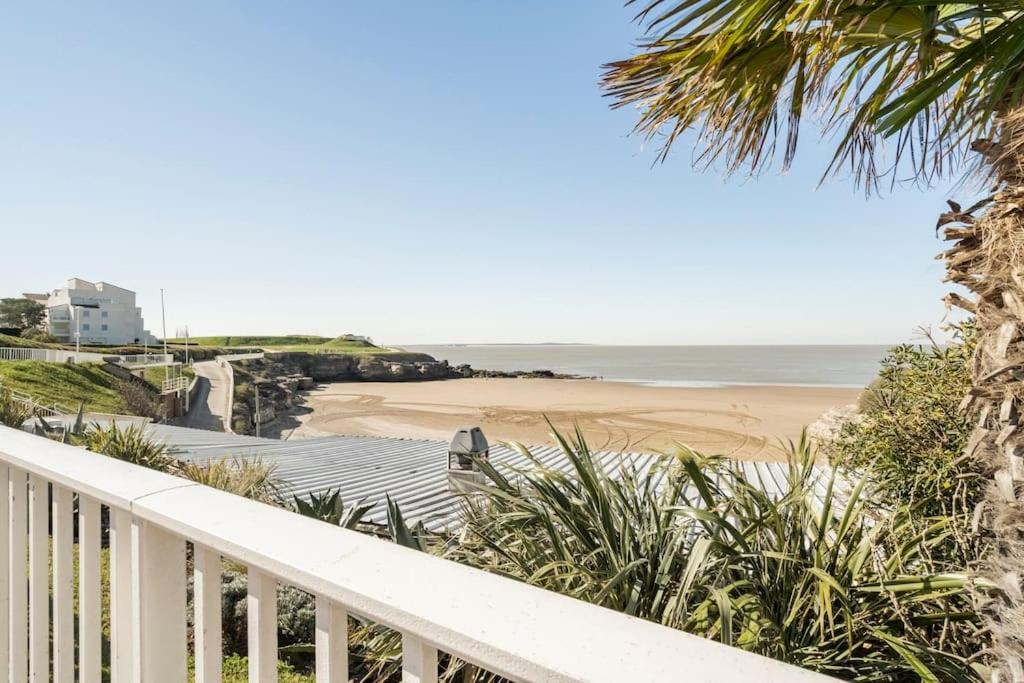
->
283, 378, 861, 460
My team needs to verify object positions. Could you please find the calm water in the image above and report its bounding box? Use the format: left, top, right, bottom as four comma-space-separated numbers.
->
404, 345, 893, 388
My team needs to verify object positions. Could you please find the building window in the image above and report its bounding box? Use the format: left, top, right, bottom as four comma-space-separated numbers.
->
101, 311, 108, 318
101, 324, 108, 332
81, 310, 89, 317
82, 324, 90, 331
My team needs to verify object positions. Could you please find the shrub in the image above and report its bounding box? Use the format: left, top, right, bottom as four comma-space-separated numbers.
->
82, 422, 175, 471
18, 327, 57, 343
830, 326, 983, 520
354, 427, 985, 681
115, 379, 161, 419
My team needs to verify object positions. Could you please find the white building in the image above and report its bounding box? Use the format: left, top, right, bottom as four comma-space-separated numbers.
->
23, 277, 159, 346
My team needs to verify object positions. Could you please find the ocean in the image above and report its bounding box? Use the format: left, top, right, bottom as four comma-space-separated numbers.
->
403, 345, 894, 388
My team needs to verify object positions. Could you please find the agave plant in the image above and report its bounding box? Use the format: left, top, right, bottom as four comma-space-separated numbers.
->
0, 385, 33, 428
290, 488, 373, 530
82, 422, 175, 471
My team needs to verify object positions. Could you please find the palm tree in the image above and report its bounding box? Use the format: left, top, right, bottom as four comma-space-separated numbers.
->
602, 2, 1024, 678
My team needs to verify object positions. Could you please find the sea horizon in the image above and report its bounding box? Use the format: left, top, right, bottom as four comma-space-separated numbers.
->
404, 343, 899, 388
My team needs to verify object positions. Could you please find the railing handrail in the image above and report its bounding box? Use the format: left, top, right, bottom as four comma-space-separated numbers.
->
0, 425, 830, 682
0, 347, 109, 363
215, 351, 264, 362
161, 376, 190, 393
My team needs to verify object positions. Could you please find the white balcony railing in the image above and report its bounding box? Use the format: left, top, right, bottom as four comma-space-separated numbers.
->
0, 425, 832, 683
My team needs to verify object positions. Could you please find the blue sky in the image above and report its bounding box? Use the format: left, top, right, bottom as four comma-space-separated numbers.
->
0, 2, 969, 345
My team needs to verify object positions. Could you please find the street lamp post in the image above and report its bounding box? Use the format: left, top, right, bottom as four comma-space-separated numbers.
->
254, 381, 262, 438
160, 288, 168, 359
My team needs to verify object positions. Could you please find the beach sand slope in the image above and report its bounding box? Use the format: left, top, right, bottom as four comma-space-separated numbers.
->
286, 378, 860, 460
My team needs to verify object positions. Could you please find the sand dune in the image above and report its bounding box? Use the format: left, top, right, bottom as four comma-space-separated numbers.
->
284, 378, 861, 460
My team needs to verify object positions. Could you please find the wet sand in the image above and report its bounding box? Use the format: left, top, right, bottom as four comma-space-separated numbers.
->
284, 378, 860, 460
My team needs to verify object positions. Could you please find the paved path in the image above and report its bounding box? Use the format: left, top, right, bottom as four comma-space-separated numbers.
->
182, 360, 231, 431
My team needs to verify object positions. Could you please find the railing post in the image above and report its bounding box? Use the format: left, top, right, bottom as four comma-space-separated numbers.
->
51, 485, 73, 683
193, 546, 222, 683
8, 468, 25, 683
247, 569, 277, 683
78, 496, 102, 683
131, 518, 187, 682
402, 634, 438, 683
109, 508, 134, 683
315, 596, 348, 683
27, 475, 48, 683
0, 466, 8, 683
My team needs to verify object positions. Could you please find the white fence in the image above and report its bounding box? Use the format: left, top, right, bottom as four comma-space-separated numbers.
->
0, 348, 108, 363
0, 384, 72, 417
117, 353, 175, 368
161, 376, 190, 393
0, 425, 830, 683
214, 353, 263, 434
0, 348, 174, 368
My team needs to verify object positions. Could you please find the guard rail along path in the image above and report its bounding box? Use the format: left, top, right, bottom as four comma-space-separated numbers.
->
215, 352, 263, 433
0, 348, 173, 367
0, 424, 831, 683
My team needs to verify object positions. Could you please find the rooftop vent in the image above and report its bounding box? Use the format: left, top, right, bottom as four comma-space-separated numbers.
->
448, 427, 489, 492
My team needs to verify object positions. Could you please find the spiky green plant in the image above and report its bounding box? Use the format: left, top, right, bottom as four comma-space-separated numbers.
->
82, 422, 175, 471
177, 457, 280, 503
290, 488, 373, 529
0, 385, 33, 428
352, 427, 982, 681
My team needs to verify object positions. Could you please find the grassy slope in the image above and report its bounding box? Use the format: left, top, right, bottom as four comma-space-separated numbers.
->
167, 335, 406, 356
0, 361, 126, 413
141, 365, 195, 391
0, 332, 60, 348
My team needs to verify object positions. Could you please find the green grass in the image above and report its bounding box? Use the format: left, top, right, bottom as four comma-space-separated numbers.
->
0, 332, 163, 355
166, 335, 406, 356
141, 365, 195, 391
0, 361, 126, 413
167, 335, 332, 348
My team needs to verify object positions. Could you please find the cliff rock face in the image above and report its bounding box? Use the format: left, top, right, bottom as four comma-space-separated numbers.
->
263, 352, 451, 382
355, 357, 452, 381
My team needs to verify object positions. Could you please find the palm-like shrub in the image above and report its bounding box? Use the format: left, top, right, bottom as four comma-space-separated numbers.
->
443, 429, 983, 682
82, 422, 175, 471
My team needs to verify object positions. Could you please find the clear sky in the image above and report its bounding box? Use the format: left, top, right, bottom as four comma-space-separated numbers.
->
0, 2, 971, 345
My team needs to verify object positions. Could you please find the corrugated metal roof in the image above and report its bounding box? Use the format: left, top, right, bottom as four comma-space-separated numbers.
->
126, 424, 850, 532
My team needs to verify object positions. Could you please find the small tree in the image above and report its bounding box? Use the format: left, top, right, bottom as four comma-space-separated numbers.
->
0, 298, 44, 331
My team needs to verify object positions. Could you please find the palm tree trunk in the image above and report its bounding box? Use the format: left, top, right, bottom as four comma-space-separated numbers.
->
942, 108, 1024, 682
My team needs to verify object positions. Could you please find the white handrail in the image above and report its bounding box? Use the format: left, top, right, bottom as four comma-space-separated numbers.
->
117, 353, 175, 367
0, 425, 831, 683
0, 347, 108, 363
161, 376, 190, 393
0, 347, 173, 367
215, 352, 264, 362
